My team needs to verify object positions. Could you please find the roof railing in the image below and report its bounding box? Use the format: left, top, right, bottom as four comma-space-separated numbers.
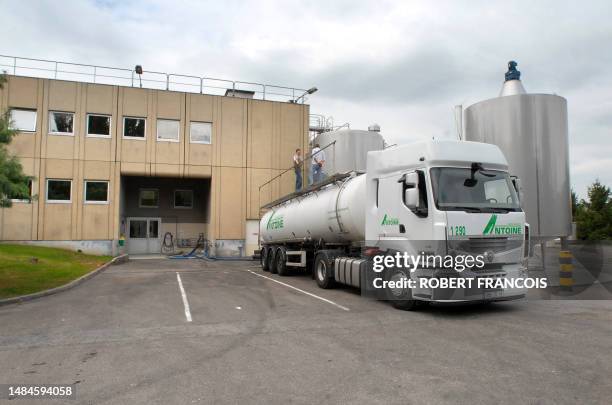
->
0, 54, 308, 103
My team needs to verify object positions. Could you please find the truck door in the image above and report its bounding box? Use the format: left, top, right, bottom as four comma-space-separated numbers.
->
377, 170, 431, 247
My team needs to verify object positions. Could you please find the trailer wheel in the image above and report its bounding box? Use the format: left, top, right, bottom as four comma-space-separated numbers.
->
384, 267, 417, 311
276, 247, 289, 276
314, 251, 335, 289
269, 247, 278, 274
261, 247, 271, 272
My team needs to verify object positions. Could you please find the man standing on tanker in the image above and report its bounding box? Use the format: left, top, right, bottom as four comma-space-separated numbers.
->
310, 143, 326, 184
293, 148, 303, 191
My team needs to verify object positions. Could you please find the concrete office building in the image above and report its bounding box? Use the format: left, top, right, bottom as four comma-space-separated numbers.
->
0, 72, 309, 256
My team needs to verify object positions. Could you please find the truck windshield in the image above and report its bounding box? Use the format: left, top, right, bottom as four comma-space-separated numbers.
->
430, 167, 520, 212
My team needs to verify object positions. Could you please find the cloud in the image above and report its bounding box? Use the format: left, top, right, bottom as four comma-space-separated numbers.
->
1, 0, 610, 199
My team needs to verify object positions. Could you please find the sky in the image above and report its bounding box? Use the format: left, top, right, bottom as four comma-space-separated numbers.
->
1, 0, 611, 199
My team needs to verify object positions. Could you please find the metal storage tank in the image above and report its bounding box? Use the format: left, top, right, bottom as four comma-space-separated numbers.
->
464, 61, 571, 240
313, 126, 385, 177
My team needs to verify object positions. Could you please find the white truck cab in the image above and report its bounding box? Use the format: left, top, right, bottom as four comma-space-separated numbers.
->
365, 140, 528, 303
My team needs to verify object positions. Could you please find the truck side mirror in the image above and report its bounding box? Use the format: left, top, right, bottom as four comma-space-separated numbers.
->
511, 176, 522, 202
404, 188, 419, 209
403, 172, 418, 186
401, 172, 420, 209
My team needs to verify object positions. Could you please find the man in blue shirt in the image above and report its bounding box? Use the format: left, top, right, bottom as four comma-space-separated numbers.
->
310, 144, 326, 184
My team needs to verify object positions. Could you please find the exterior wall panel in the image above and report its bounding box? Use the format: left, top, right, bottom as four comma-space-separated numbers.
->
1, 203, 35, 240
84, 138, 113, 161
42, 204, 73, 240
82, 205, 111, 240
280, 103, 304, 170
48, 81, 78, 112
217, 166, 246, 239
8, 76, 39, 108
0, 157, 37, 240
6, 132, 37, 158
247, 168, 274, 220
248, 101, 274, 169
218, 97, 246, 167
85, 83, 115, 115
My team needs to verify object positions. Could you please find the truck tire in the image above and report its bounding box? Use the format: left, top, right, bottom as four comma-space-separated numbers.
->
261, 247, 271, 272
268, 246, 278, 274
276, 247, 289, 276
314, 251, 336, 289
384, 267, 417, 310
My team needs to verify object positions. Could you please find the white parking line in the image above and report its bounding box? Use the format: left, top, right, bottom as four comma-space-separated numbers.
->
247, 270, 350, 311
176, 272, 192, 322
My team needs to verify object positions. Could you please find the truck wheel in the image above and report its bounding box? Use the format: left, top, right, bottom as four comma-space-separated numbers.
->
269, 247, 278, 274
385, 267, 417, 311
314, 252, 335, 289
261, 247, 271, 272
276, 247, 289, 276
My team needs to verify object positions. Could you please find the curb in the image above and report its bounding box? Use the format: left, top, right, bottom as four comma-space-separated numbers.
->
0, 254, 129, 307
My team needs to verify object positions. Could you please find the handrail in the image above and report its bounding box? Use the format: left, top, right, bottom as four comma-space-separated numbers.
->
260, 172, 353, 210
0, 54, 308, 103
258, 140, 336, 193
257, 141, 337, 216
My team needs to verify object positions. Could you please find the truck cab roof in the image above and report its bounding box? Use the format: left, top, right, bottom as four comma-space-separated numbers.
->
367, 140, 509, 177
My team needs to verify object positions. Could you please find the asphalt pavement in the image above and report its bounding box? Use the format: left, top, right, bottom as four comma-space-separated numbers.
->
0, 258, 611, 404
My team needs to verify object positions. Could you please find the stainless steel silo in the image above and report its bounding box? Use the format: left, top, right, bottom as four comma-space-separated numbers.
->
464, 61, 571, 240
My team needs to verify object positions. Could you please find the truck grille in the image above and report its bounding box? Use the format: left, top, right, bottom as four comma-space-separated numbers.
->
452, 237, 522, 254
469, 237, 510, 252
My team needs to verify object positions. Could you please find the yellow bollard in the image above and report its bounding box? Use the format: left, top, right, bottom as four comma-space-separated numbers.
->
559, 250, 573, 292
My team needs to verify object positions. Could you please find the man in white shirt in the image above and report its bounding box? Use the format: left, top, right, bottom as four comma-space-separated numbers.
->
310, 143, 326, 184
293, 148, 303, 190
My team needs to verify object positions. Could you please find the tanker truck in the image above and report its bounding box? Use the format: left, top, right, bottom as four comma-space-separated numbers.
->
259, 140, 530, 309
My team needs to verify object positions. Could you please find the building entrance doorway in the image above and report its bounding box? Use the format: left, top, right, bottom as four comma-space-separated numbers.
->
127, 217, 162, 254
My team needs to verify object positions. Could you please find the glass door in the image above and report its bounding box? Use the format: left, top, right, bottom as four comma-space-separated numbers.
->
147, 218, 161, 254
127, 218, 162, 254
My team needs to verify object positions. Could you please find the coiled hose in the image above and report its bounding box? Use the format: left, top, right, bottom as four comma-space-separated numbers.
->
161, 232, 175, 254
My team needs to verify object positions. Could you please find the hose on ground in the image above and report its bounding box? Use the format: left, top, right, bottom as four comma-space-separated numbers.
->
169, 233, 205, 259
168, 232, 253, 261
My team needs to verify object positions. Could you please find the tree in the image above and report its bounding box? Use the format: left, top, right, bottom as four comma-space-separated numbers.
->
575, 180, 612, 240
0, 73, 33, 207
571, 189, 579, 218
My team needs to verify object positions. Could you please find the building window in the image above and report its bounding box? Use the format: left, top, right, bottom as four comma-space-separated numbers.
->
84, 181, 109, 203
87, 114, 111, 137
46, 179, 71, 203
174, 190, 193, 209
190, 121, 212, 144
139, 189, 159, 208
9, 109, 37, 132
123, 117, 146, 139
157, 119, 180, 142
48, 111, 74, 135
9, 179, 33, 203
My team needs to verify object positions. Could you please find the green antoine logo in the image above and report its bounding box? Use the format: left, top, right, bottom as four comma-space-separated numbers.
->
483, 214, 522, 235
266, 213, 284, 230
381, 214, 400, 226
